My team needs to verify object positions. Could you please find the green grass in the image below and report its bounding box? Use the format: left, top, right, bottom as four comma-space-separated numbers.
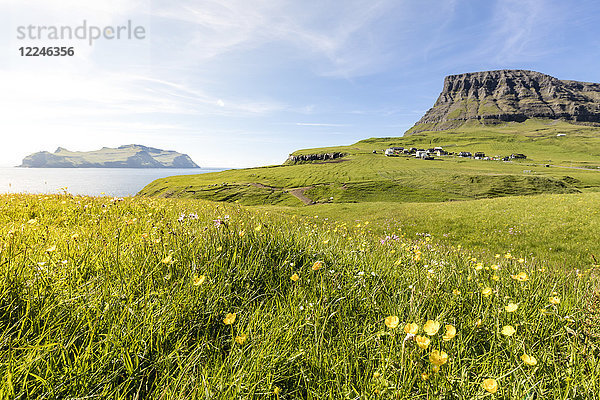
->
0, 194, 598, 399
139, 119, 600, 206
272, 191, 600, 268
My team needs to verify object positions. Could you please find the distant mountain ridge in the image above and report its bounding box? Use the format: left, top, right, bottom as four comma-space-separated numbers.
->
407, 70, 600, 134
20, 144, 199, 168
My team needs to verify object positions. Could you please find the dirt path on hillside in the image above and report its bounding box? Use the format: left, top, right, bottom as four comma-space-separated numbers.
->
288, 187, 315, 205
248, 182, 315, 205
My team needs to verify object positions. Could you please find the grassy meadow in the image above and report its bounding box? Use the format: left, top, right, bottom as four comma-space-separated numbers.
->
0, 193, 599, 399
277, 191, 600, 268
139, 120, 600, 206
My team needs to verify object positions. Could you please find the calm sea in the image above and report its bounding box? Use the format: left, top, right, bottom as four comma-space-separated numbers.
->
0, 167, 226, 197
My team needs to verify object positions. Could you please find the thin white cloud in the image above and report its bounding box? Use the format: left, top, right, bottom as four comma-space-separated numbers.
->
296, 123, 350, 127
482, 0, 565, 63
150, 0, 404, 77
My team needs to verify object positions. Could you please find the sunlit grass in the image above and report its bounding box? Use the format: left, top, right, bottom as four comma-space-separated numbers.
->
0, 194, 598, 399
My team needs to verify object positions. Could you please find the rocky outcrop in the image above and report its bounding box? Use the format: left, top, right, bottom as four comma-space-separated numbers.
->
20, 144, 199, 168
408, 70, 600, 134
285, 152, 346, 164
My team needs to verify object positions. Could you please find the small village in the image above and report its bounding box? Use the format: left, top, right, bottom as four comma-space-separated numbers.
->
383, 146, 527, 161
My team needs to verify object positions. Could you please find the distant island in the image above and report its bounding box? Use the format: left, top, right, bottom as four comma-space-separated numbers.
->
19, 145, 200, 168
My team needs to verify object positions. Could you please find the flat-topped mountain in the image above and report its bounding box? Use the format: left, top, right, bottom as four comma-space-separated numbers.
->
20, 145, 199, 168
408, 70, 600, 134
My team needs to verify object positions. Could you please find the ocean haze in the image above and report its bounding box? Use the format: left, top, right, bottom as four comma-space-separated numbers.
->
0, 168, 225, 197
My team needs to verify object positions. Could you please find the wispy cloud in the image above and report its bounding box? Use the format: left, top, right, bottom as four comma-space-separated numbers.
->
481, 0, 566, 63
150, 0, 403, 78
296, 123, 350, 127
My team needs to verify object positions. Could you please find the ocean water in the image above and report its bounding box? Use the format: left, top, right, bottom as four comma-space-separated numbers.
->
0, 167, 226, 197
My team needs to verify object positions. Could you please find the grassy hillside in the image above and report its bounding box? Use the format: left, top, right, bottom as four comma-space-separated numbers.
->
139, 120, 600, 206
1, 194, 598, 398
273, 191, 600, 268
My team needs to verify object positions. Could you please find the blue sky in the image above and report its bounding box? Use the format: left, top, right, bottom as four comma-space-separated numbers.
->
1, 0, 599, 167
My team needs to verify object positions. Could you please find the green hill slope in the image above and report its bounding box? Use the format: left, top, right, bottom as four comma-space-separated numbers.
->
139, 120, 600, 205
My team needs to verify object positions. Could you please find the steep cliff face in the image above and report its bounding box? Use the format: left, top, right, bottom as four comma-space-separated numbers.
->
407, 70, 600, 134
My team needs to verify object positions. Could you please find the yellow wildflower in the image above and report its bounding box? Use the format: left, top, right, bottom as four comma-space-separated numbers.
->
404, 323, 419, 335
511, 272, 528, 281
423, 320, 440, 336
161, 255, 172, 264
193, 275, 206, 286
521, 354, 537, 366
452, 289, 461, 295
505, 303, 518, 312
549, 296, 560, 305
290, 273, 300, 282
385, 316, 399, 329
223, 313, 236, 325
482, 378, 498, 394
311, 261, 323, 271
429, 350, 448, 366
421, 372, 429, 381
482, 287, 493, 297
46, 245, 56, 252
501, 325, 516, 336
235, 334, 247, 345
415, 335, 430, 349
443, 325, 456, 341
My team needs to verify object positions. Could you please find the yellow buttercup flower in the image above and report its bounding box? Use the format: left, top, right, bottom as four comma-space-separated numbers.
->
404, 323, 419, 335
312, 261, 323, 271
235, 334, 247, 345
385, 315, 399, 329
511, 272, 528, 281
521, 354, 537, 366
505, 303, 518, 312
482, 287, 493, 297
452, 289, 461, 295
421, 372, 429, 381
429, 350, 448, 366
482, 378, 498, 394
443, 325, 456, 341
423, 320, 440, 336
223, 313, 236, 325
290, 273, 300, 282
549, 296, 560, 305
501, 325, 516, 336
161, 255, 172, 264
193, 275, 206, 286
415, 335, 430, 349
